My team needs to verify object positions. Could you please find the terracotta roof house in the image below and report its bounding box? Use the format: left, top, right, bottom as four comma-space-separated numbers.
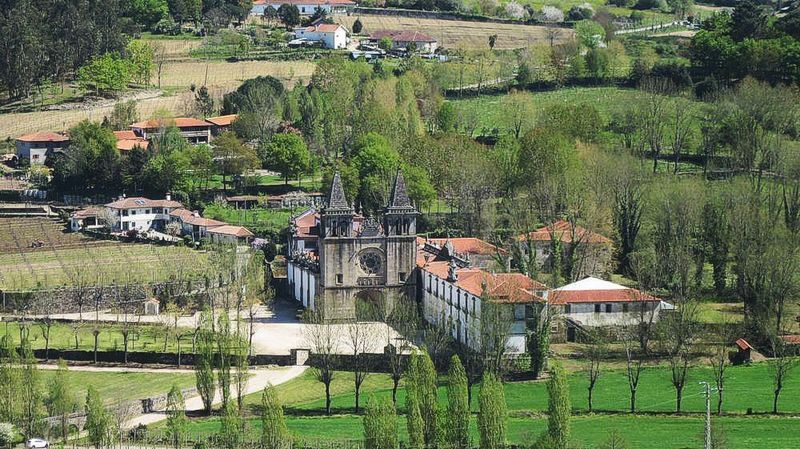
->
369, 30, 438, 53
547, 277, 672, 328
251, 0, 355, 16
206, 114, 238, 135
15, 131, 69, 164
113, 130, 149, 152
292, 23, 348, 49
169, 208, 226, 240
104, 195, 185, 233
131, 117, 212, 144
518, 220, 613, 280
207, 225, 255, 245
418, 236, 507, 269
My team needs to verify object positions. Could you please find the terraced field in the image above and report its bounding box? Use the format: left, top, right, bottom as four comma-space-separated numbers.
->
0, 217, 211, 290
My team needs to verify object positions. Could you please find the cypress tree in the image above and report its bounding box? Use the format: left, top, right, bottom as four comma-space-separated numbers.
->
85, 386, 112, 449
446, 355, 470, 449
363, 396, 398, 449
166, 384, 188, 449
19, 341, 43, 439
46, 360, 77, 444
477, 373, 506, 449
417, 350, 439, 447
0, 336, 22, 428
405, 355, 424, 449
261, 384, 290, 449
194, 319, 215, 415
547, 362, 571, 449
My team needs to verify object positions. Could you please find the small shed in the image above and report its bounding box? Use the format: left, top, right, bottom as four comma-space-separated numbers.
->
143, 298, 160, 316
733, 338, 753, 364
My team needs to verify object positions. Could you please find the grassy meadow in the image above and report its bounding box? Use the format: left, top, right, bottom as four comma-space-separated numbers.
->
37, 369, 196, 405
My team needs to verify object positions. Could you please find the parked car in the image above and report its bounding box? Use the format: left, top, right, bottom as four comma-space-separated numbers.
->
26, 438, 49, 449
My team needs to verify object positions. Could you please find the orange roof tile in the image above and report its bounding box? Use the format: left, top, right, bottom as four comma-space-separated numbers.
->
206, 114, 238, 126
423, 261, 545, 303
548, 288, 658, 305
17, 131, 69, 143
208, 225, 254, 238
425, 237, 505, 256
131, 118, 211, 129
519, 220, 612, 245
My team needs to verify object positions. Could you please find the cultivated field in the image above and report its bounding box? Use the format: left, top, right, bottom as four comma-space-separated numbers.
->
334, 14, 573, 50
0, 218, 211, 290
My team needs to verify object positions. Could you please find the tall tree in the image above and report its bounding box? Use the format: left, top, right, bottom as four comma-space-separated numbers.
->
85, 386, 113, 449
166, 384, 188, 449
446, 355, 470, 449
46, 360, 78, 444
546, 362, 571, 449
261, 384, 290, 449
212, 132, 259, 193
363, 397, 398, 449
260, 133, 311, 185
477, 372, 507, 449
194, 318, 216, 415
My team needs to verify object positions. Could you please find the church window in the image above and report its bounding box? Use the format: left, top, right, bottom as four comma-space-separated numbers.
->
336, 274, 343, 284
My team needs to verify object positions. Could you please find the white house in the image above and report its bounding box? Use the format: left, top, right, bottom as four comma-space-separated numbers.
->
104, 196, 184, 232
292, 23, 348, 49
547, 277, 674, 328
15, 131, 69, 165
420, 259, 547, 354
130, 118, 212, 144
251, 0, 355, 16
169, 208, 226, 240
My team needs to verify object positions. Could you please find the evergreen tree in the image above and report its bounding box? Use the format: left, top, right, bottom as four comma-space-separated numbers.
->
46, 360, 78, 443
194, 324, 216, 415
477, 373, 507, 449
261, 384, 290, 449
546, 362, 571, 449
19, 343, 43, 440
166, 384, 188, 449
446, 355, 470, 449
0, 335, 22, 426
217, 403, 245, 449
85, 386, 112, 449
405, 356, 424, 449
415, 350, 438, 447
363, 396, 398, 449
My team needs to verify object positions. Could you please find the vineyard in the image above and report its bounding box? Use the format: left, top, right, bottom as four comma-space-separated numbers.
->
0, 217, 211, 291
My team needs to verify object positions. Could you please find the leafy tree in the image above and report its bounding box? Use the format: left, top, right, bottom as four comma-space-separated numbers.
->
166, 384, 188, 449
545, 362, 570, 449
261, 384, 290, 449
363, 396, 398, 449
0, 336, 22, 426
538, 102, 603, 143
574, 20, 605, 49
194, 85, 216, 117
46, 360, 77, 443
0, 423, 14, 448
405, 393, 424, 449
77, 53, 131, 94
85, 386, 112, 449
144, 125, 192, 194
277, 3, 301, 28
128, 0, 169, 30
107, 100, 139, 131
379, 37, 394, 51
477, 372, 506, 449
261, 133, 311, 185
194, 326, 215, 415
224, 76, 285, 141
731, 0, 768, 41
217, 403, 245, 449
446, 355, 470, 449
213, 132, 259, 193
55, 121, 121, 192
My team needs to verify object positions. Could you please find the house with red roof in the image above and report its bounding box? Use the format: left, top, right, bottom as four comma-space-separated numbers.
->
205, 114, 239, 135
251, 0, 355, 16
368, 29, 438, 53
518, 220, 613, 280
113, 130, 149, 152
15, 131, 69, 164
292, 23, 348, 49
547, 277, 672, 330
131, 117, 212, 144
207, 225, 256, 245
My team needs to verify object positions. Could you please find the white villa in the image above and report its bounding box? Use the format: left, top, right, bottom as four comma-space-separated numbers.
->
103, 196, 184, 232
292, 23, 348, 49
547, 277, 673, 329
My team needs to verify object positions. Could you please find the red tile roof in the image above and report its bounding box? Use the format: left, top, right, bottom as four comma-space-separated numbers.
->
205, 114, 239, 126
424, 237, 505, 256
114, 131, 149, 151
519, 220, 612, 245
17, 131, 69, 143
423, 261, 545, 303
106, 197, 184, 209
370, 29, 436, 43
131, 118, 211, 129
781, 335, 800, 345
735, 338, 753, 351
301, 23, 344, 33
293, 210, 319, 238
169, 208, 225, 227
207, 225, 254, 238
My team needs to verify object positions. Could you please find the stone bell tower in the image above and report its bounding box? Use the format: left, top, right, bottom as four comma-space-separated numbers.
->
383, 168, 418, 289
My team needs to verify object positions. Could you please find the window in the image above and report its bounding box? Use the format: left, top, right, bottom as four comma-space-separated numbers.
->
122, 210, 129, 217
399, 272, 406, 282
606, 304, 613, 313
594, 304, 601, 313
564, 304, 571, 313
336, 274, 343, 284
427, 274, 432, 293
145, 209, 150, 214
622, 303, 629, 312
131, 210, 137, 215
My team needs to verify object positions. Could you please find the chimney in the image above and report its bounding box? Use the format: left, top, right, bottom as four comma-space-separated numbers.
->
166, 192, 171, 201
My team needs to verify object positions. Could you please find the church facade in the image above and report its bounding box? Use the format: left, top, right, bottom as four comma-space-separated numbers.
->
287, 170, 418, 320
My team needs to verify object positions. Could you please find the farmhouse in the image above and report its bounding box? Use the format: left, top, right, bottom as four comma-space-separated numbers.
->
547, 277, 672, 328
130, 118, 212, 144
207, 225, 255, 245
169, 208, 226, 241
15, 131, 69, 164
368, 30, 438, 53
251, 0, 355, 16
518, 220, 613, 279
292, 23, 348, 49
206, 114, 238, 135
104, 195, 184, 232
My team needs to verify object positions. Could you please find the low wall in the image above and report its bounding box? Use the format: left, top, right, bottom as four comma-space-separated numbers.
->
31, 348, 296, 366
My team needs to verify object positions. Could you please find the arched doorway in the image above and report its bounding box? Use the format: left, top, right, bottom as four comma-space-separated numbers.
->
354, 290, 385, 321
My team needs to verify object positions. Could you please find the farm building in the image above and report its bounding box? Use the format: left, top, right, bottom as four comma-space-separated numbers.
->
130, 118, 212, 144
103, 195, 185, 233
207, 225, 255, 245
113, 130, 149, 152
547, 277, 673, 328
169, 208, 227, 241
292, 23, 348, 49
251, 0, 355, 16
518, 220, 613, 279
206, 114, 238, 135
15, 131, 69, 164
368, 30, 438, 53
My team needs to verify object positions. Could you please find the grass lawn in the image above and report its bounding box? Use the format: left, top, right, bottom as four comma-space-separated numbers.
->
0, 321, 190, 353
37, 369, 196, 404
202, 204, 299, 236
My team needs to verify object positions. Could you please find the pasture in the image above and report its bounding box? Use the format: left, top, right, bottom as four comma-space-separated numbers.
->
37, 369, 197, 405
333, 14, 573, 50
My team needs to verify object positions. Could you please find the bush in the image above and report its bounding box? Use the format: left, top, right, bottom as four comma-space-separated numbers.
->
634, 0, 666, 9
153, 17, 180, 35
566, 4, 593, 21
0, 423, 15, 447
651, 60, 692, 90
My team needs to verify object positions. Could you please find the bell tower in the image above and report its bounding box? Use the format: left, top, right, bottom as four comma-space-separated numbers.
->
383, 168, 418, 288
320, 172, 354, 238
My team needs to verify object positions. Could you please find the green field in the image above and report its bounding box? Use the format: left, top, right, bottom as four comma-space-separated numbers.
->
0, 321, 189, 354
0, 240, 212, 290
38, 369, 196, 404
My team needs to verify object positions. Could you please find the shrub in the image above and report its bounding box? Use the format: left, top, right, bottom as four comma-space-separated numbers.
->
504, 1, 526, 19
541, 5, 565, 23
567, 4, 594, 21
0, 423, 15, 447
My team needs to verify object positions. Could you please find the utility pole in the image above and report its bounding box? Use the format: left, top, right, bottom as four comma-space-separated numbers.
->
700, 381, 711, 449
